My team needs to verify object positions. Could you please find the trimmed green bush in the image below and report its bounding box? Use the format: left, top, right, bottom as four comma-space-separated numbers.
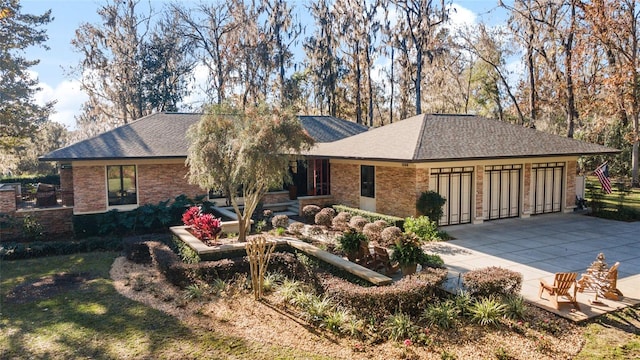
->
0, 174, 60, 186
321, 268, 448, 320
463, 266, 523, 297
416, 190, 446, 222
403, 216, 439, 241
0, 236, 122, 260
332, 205, 404, 228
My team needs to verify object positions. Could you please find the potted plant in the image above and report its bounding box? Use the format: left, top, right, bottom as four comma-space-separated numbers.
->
337, 230, 367, 262
390, 234, 426, 276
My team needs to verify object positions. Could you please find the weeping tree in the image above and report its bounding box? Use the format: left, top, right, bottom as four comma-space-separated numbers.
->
186, 103, 314, 242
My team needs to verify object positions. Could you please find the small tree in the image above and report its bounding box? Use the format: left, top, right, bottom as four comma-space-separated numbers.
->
186, 103, 314, 242
416, 191, 446, 222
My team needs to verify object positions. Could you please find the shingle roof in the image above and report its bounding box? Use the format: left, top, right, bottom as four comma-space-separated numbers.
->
306, 114, 619, 161
40, 112, 369, 161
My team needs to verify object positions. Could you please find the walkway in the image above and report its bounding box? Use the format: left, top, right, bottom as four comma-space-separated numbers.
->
424, 213, 640, 321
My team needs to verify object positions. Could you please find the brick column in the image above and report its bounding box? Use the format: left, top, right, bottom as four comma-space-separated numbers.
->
474, 165, 484, 223
59, 164, 74, 206
565, 160, 577, 212
522, 163, 532, 216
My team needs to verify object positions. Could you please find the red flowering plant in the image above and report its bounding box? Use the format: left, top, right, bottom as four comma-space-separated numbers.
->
182, 206, 222, 245
182, 206, 200, 227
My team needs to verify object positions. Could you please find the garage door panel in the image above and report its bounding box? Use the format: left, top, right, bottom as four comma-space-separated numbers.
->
484, 165, 521, 221
431, 167, 473, 226
531, 163, 564, 215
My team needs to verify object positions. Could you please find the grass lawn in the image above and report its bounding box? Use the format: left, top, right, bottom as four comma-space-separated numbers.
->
1, 251, 638, 359
585, 176, 640, 211
0, 252, 328, 360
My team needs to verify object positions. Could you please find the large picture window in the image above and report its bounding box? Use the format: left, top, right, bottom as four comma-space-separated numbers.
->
107, 165, 137, 206
360, 165, 375, 198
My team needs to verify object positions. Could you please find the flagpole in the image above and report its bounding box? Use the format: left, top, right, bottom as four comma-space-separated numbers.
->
594, 161, 608, 172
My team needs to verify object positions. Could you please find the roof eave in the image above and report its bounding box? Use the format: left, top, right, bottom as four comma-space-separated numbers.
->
38, 155, 188, 162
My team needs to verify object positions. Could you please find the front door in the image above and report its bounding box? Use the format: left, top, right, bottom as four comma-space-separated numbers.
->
360, 165, 376, 212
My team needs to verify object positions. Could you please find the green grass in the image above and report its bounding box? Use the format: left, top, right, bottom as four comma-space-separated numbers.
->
576, 305, 640, 359
0, 252, 329, 359
585, 176, 640, 211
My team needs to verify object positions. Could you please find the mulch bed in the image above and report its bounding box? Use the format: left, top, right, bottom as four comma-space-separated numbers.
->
5, 272, 96, 304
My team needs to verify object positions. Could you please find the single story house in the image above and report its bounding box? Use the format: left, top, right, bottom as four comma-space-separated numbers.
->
39, 112, 368, 214
40, 112, 617, 226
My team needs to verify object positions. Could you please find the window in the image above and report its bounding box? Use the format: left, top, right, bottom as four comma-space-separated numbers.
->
107, 165, 137, 206
360, 165, 375, 198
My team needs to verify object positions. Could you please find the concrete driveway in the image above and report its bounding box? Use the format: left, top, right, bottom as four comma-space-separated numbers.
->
424, 213, 640, 321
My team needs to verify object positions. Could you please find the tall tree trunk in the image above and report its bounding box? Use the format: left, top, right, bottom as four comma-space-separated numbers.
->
389, 47, 394, 124
415, 49, 422, 115
565, 0, 578, 138
355, 45, 363, 125
631, 0, 640, 186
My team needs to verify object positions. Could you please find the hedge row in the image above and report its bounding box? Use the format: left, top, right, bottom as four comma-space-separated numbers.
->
322, 268, 448, 320
332, 205, 404, 228
148, 241, 319, 289
0, 174, 60, 186
0, 236, 122, 260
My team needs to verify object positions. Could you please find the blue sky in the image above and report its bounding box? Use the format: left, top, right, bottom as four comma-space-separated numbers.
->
20, 0, 510, 129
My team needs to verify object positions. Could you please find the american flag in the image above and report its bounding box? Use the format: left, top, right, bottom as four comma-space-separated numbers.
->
594, 163, 612, 194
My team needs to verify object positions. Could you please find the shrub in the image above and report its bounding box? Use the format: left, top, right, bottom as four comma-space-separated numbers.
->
390, 234, 426, 266
463, 267, 522, 297
123, 239, 152, 264
332, 204, 404, 227
362, 222, 383, 244
421, 253, 445, 269
302, 205, 321, 223
349, 216, 369, 232
403, 216, 439, 241
373, 219, 388, 229
382, 313, 417, 342
287, 222, 304, 235
181, 206, 200, 226
337, 230, 367, 254
262, 209, 274, 224
503, 294, 527, 320
21, 215, 44, 241
469, 297, 506, 326
422, 300, 458, 329
416, 190, 446, 222
331, 212, 351, 231
380, 226, 403, 247
314, 208, 334, 227
0, 237, 122, 260
321, 268, 448, 320
271, 214, 289, 229
192, 213, 222, 242
307, 225, 324, 236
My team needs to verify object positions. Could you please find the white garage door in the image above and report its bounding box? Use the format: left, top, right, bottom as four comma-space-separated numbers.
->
483, 164, 521, 220
531, 162, 564, 214
430, 167, 473, 226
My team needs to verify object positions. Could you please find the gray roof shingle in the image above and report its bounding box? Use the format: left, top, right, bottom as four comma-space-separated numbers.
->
40, 112, 369, 161
306, 114, 619, 161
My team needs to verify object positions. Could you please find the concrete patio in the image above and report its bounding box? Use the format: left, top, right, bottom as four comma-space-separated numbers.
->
425, 212, 640, 322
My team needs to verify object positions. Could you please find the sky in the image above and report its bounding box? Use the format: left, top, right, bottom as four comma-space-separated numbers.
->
19, 0, 510, 130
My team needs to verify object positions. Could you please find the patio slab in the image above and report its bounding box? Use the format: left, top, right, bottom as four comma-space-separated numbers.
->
426, 213, 640, 322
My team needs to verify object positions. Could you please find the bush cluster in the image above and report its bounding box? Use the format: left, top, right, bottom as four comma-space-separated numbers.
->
332, 205, 404, 228
380, 226, 403, 247
73, 194, 202, 238
403, 216, 439, 241
349, 216, 368, 232
271, 214, 290, 229
301, 205, 321, 223
123, 238, 152, 264
322, 268, 448, 320
331, 211, 351, 231
0, 236, 122, 260
182, 206, 222, 242
462, 266, 523, 297
314, 208, 334, 227
362, 222, 383, 243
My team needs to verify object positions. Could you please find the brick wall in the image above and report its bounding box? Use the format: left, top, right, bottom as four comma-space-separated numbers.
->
262, 191, 290, 205
0, 188, 16, 213
565, 160, 577, 210
377, 166, 418, 218
73, 166, 107, 213
330, 163, 360, 208
1, 208, 74, 241
523, 163, 532, 214
138, 163, 204, 205
59, 165, 74, 206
